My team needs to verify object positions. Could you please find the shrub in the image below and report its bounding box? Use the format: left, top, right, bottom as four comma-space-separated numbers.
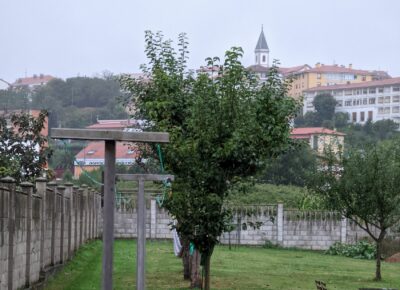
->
325, 241, 376, 260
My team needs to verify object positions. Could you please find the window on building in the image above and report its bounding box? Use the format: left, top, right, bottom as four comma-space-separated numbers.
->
369, 88, 376, 94
378, 97, 384, 104
352, 112, 357, 122
384, 87, 391, 93
345, 90, 353, 96
378, 107, 384, 114
262, 55, 266, 62
362, 76, 366, 81
363, 98, 368, 105
393, 95, 400, 103
369, 98, 376, 104
378, 87, 384, 93
317, 73, 321, 79
368, 111, 373, 120
360, 111, 365, 122
385, 107, 390, 114
337, 100, 343, 107
312, 135, 318, 150
345, 100, 352, 106
393, 106, 400, 114
393, 87, 400, 92
363, 89, 368, 94
385, 96, 391, 103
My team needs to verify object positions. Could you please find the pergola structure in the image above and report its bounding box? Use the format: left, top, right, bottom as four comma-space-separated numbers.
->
51, 128, 170, 290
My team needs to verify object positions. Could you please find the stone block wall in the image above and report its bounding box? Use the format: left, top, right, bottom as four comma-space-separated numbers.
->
114, 200, 399, 251
0, 178, 102, 290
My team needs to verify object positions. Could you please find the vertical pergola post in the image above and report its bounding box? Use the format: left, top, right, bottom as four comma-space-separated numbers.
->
103, 140, 115, 289
117, 174, 174, 290
51, 128, 169, 290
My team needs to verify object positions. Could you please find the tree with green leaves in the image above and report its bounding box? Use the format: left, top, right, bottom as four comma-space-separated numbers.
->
0, 110, 52, 182
308, 139, 400, 281
120, 31, 299, 289
312, 93, 337, 121
295, 93, 337, 128
261, 141, 317, 187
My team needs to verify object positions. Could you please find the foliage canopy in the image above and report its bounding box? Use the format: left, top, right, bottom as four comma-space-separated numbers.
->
308, 139, 400, 280
120, 31, 299, 289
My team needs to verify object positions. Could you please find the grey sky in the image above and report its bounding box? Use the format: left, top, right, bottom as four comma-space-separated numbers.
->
1, 0, 399, 84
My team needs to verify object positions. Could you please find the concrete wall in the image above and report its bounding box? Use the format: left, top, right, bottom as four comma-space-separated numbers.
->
0, 178, 102, 290
113, 200, 398, 251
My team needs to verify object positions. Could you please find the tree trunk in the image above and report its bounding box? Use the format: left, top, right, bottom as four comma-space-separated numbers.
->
190, 249, 201, 288
203, 254, 212, 290
375, 240, 382, 281
181, 239, 191, 280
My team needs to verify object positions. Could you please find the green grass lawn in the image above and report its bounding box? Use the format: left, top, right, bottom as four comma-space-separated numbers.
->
45, 239, 400, 290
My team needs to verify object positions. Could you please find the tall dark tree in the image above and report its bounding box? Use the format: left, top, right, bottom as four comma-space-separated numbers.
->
308, 140, 400, 281
120, 31, 299, 289
312, 93, 337, 121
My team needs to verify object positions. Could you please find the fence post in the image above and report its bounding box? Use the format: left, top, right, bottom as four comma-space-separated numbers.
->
73, 185, 79, 251
65, 183, 73, 260
57, 185, 66, 264
82, 185, 88, 242
341, 217, 347, 244
79, 187, 84, 246
21, 182, 34, 288
2, 177, 16, 290
88, 188, 93, 240
47, 181, 57, 266
91, 188, 96, 239
150, 199, 156, 239
277, 203, 284, 245
35, 177, 47, 271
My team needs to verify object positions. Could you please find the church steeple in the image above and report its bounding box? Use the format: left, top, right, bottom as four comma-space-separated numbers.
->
255, 25, 269, 67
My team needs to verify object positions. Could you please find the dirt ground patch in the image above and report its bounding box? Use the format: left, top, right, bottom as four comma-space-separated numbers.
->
386, 252, 400, 263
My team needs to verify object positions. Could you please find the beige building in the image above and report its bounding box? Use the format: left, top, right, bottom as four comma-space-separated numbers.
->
284, 63, 381, 99
291, 127, 345, 156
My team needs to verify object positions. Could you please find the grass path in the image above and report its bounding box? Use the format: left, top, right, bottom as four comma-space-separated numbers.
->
45, 240, 400, 290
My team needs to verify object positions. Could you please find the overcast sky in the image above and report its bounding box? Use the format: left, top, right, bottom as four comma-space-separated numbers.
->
1, 0, 400, 84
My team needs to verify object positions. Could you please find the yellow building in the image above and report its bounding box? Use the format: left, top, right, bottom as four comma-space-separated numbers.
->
285, 63, 378, 99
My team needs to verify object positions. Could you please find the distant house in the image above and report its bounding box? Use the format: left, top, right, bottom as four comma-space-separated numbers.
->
74, 141, 139, 178
73, 118, 142, 178
12, 74, 55, 90
291, 127, 345, 155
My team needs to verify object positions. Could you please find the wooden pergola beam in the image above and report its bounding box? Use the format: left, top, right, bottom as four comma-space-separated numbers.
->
116, 174, 175, 182
51, 128, 169, 143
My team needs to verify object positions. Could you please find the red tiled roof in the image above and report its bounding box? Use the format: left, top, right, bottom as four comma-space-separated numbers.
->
279, 65, 311, 75
306, 65, 370, 75
305, 77, 400, 92
87, 119, 137, 130
13, 75, 55, 86
291, 127, 345, 137
75, 141, 139, 160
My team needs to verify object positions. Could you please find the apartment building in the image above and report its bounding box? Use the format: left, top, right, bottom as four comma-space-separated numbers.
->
303, 77, 400, 124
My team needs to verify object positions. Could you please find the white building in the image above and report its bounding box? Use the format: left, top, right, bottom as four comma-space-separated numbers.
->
303, 77, 400, 124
